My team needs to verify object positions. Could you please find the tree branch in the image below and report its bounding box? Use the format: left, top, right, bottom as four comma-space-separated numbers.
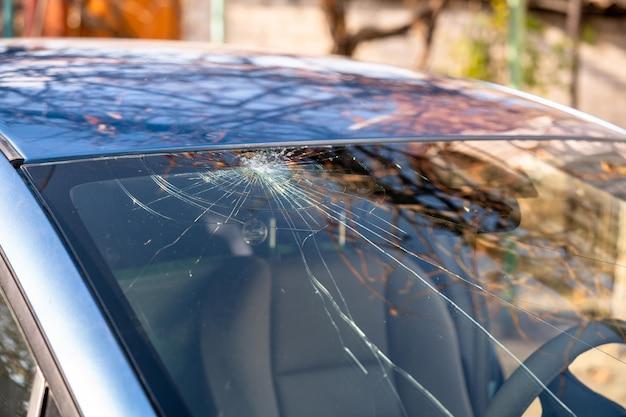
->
322, 0, 448, 66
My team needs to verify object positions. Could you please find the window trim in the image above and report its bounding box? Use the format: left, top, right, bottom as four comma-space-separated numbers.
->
0, 249, 81, 417
0, 154, 157, 417
26, 368, 47, 417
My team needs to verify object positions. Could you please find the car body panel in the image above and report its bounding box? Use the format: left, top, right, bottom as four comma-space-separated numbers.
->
1, 39, 625, 417
0, 156, 157, 417
0, 39, 624, 164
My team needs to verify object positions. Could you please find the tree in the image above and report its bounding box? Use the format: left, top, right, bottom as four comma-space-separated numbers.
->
321, 0, 448, 69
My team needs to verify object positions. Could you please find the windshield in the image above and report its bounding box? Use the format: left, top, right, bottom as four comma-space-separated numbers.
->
24, 140, 626, 417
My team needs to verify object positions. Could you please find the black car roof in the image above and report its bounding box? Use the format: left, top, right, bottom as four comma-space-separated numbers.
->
1, 39, 624, 163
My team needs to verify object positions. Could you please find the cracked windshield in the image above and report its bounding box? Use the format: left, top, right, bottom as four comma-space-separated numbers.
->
25, 139, 626, 417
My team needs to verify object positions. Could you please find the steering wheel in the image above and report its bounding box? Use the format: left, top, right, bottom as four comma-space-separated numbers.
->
484, 320, 626, 417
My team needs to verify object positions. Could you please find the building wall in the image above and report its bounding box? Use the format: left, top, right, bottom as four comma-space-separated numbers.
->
182, 0, 626, 127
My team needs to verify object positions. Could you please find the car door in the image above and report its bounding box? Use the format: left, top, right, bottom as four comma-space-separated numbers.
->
0, 254, 79, 417
0, 154, 157, 417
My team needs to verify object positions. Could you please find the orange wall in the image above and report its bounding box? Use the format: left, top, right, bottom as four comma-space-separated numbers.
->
42, 0, 181, 39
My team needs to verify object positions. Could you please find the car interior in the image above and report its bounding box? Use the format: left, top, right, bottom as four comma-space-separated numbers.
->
41, 145, 626, 417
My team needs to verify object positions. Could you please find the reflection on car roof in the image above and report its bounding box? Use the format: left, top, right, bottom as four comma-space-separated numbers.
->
0, 39, 624, 162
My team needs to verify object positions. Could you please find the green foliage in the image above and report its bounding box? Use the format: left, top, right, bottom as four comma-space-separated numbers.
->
462, 38, 493, 80
454, 0, 569, 91
491, 0, 509, 32
581, 22, 597, 45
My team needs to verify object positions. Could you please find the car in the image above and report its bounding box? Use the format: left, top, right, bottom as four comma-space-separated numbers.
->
0, 38, 625, 417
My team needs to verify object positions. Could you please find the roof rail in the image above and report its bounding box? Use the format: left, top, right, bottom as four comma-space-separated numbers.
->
0, 134, 24, 167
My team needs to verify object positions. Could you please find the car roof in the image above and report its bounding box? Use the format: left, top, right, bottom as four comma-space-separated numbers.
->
1, 39, 624, 163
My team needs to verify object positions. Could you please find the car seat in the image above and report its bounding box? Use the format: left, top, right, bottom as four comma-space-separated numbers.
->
201, 242, 503, 417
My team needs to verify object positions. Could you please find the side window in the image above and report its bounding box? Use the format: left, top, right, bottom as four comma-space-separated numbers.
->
0, 287, 36, 416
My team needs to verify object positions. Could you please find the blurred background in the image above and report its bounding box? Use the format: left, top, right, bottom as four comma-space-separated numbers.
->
0, 0, 624, 125
0, 0, 625, 125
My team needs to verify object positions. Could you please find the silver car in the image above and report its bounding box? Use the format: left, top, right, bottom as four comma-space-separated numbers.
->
0, 39, 625, 417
